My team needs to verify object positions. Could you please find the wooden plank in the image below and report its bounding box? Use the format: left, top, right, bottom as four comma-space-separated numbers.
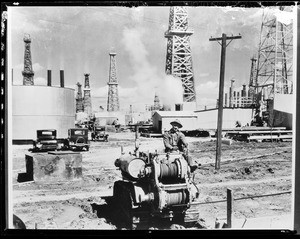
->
248, 135, 279, 140
222, 127, 286, 132
238, 130, 292, 135
278, 135, 293, 139
140, 133, 162, 138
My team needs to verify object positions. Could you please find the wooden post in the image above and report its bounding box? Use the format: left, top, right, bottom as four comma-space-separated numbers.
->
227, 188, 233, 228
135, 125, 139, 139
209, 34, 241, 170
135, 125, 140, 156
216, 33, 226, 170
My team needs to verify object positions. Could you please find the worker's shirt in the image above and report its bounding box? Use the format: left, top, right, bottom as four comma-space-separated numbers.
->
163, 129, 188, 152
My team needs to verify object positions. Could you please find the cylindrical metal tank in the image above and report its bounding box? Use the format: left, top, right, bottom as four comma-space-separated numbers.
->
12, 85, 75, 141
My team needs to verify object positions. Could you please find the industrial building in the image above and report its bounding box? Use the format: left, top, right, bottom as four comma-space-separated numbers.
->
194, 108, 252, 129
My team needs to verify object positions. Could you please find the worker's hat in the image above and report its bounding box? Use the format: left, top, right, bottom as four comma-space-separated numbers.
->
170, 119, 183, 128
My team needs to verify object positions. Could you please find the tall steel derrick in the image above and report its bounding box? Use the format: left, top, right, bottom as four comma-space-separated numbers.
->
255, 6, 293, 110
22, 33, 34, 85
165, 7, 196, 102
76, 82, 84, 113
83, 73, 92, 116
248, 56, 257, 102
153, 92, 161, 110
107, 52, 120, 112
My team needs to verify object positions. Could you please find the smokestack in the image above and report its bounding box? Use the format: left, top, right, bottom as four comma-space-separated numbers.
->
60, 70, 64, 87
47, 70, 52, 86
242, 84, 246, 97
229, 79, 235, 108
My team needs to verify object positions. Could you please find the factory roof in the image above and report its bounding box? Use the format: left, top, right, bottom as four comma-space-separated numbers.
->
153, 111, 197, 117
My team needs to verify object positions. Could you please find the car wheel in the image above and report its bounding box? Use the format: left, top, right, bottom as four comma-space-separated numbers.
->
86, 146, 90, 151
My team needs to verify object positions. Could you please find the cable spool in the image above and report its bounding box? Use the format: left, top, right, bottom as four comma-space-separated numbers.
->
165, 190, 188, 206
159, 162, 179, 180
158, 190, 189, 209
158, 158, 188, 180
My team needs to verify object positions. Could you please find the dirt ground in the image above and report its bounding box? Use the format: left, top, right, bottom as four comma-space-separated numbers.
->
11, 132, 293, 230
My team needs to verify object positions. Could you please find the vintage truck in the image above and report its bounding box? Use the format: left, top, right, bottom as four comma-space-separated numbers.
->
32, 129, 59, 152
91, 126, 109, 142
64, 128, 90, 151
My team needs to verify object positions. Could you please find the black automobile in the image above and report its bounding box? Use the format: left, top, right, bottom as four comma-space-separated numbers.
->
32, 129, 59, 152
91, 126, 109, 142
64, 128, 90, 151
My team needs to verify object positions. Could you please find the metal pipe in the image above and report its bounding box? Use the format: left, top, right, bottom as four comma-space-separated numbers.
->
60, 70, 64, 87
47, 70, 52, 86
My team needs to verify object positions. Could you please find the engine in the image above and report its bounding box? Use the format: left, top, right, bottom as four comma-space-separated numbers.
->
113, 146, 200, 227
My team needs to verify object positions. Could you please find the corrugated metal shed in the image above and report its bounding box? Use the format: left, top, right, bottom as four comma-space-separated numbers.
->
152, 111, 198, 133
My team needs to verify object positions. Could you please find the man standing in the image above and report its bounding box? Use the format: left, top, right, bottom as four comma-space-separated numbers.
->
112, 118, 120, 132
163, 119, 198, 172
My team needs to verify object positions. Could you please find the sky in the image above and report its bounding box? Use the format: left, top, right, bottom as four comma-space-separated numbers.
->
8, 4, 292, 112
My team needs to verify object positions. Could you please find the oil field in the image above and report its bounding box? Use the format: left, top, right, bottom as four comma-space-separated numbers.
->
12, 133, 293, 229
6, 4, 296, 231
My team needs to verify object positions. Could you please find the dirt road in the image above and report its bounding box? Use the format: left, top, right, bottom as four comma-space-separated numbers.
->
12, 132, 293, 230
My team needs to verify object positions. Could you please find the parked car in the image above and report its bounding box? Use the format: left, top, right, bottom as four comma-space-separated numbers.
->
91, 126, 109, 142
32, 129, 59, 152
64, 128, 90, 151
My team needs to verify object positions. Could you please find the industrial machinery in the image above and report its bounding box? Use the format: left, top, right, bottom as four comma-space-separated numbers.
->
112, 144, 200, 229
91, 126, 109, 142
64, 128, 90, 151
32, 129, 59, 152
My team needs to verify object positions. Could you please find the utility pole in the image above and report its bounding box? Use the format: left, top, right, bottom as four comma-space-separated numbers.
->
209, 33, 241, 170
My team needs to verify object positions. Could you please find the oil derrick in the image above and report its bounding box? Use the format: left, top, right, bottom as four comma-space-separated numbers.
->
22, 34, 34, 85
76, 82, 84, 113
107, 52, 120, 112
165, 6, 196, 102
153, 92, 161, 111
255, 6, 293, 113
83, 74, 92, 116
248, 56, 257, 103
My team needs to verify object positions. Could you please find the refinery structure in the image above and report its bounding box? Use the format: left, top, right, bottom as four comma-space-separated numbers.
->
11, 6, 294, 141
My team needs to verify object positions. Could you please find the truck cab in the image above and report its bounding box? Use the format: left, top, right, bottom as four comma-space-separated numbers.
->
91, 126, 109, 142
64, 128, 90, 151
32, 129, 58, 152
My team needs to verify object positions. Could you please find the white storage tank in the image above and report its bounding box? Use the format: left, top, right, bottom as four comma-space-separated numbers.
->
12, 85, 75, 142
